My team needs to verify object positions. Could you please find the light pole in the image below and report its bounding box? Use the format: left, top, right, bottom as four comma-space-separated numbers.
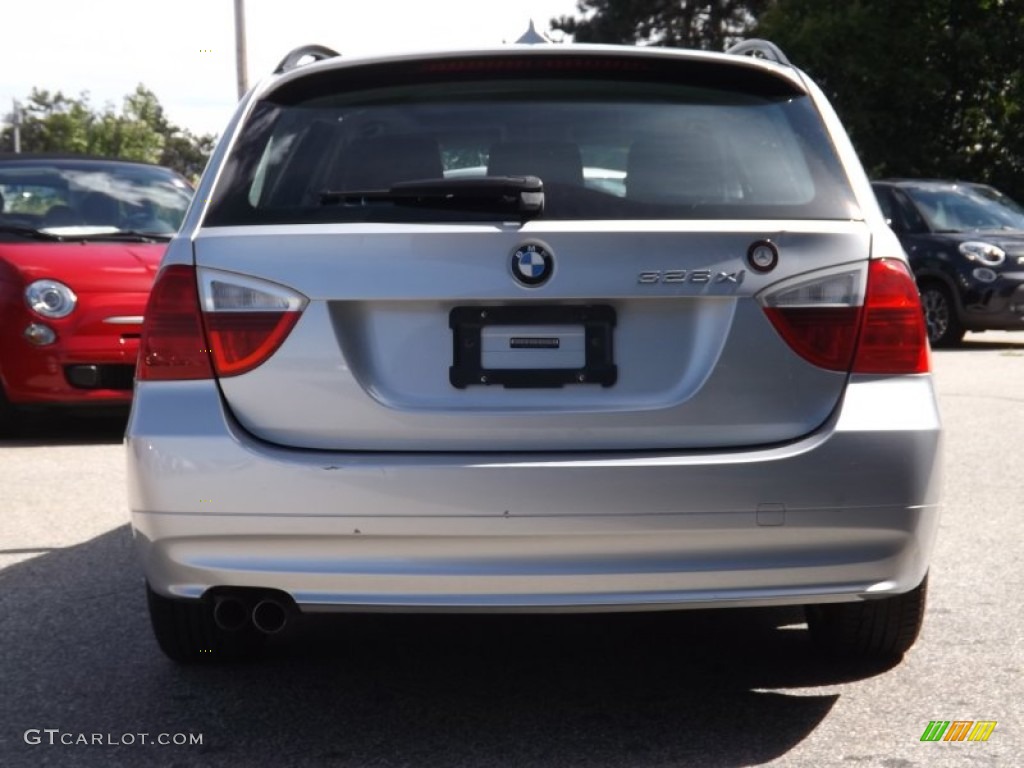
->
234, 0, 249, 99
12, 99, 21, 154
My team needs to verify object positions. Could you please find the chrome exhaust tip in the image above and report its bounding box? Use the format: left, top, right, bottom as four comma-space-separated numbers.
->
251, 599, 288, 634
212, 596, 249, 632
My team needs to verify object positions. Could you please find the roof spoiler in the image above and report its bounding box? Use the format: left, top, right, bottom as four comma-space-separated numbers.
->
725, 39, 791, 67
274, 45, 341, 75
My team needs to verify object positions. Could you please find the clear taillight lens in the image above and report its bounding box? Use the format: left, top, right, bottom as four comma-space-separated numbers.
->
198, 269, 307, 377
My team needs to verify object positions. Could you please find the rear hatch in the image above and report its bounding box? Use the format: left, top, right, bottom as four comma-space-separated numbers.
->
194, 48, 868, 452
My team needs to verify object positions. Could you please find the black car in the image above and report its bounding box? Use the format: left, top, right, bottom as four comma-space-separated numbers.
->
872, 179, 1024, 346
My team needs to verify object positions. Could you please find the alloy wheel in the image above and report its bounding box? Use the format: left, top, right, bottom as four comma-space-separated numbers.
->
920, 286, 950, 344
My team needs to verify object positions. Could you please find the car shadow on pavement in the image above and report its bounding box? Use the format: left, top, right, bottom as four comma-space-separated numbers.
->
949, 336, 1024, 352
0, 526, 897, 768
0, 409, 128, 447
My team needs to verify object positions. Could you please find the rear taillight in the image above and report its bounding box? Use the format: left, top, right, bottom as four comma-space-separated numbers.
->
759, 259, 929, 374
852, 259, 930, 374
138, 265, 214, 381
137, 266, 306, 381
198, 269, 307, 377
759, 266, 864, 371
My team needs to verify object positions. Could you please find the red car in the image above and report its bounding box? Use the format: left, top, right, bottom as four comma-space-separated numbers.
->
0, 154, 192, 433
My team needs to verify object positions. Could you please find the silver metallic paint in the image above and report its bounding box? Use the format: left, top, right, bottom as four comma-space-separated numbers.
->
128, 44, 940, 617
191, 225, 869, 450
128, 374, 941, 611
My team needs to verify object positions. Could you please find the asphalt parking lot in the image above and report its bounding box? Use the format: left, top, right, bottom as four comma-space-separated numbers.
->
1, 332, 1021, 767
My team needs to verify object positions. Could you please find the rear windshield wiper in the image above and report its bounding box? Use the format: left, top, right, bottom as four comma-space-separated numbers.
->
320, 176, 545, 219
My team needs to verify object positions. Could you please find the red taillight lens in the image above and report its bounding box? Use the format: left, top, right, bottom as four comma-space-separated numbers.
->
762, 306, 862, 371
760, 259, 929, 375
137, 266, 307, 381
198, 270, 307, 377
760, 267, 864, 371
205, 311, 302, 376
137, 265, 214, 381
852, 259, 930, 374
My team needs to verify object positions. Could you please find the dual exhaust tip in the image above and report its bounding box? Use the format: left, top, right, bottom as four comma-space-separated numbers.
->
213, 592, 292, 634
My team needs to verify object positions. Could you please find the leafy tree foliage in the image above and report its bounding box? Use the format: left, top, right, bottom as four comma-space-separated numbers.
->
552, 0, 1024, 201
551, 1, 770, 49
2, 85, 216, 181
756, 0, 1024, 200
160, 130, 217, 181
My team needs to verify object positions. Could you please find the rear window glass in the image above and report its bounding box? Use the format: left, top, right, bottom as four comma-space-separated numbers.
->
206, 60, 859, 225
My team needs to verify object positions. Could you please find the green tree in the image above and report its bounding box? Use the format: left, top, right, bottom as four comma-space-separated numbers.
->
756, 0, 1024, 200
551, 0, 770, 49
552, 0, 1024, 201
6, 90, 95, 154
160, 129, 217, 181
122, 85, 218, 180
96, 93, 166, 164
2, 85, 217, 180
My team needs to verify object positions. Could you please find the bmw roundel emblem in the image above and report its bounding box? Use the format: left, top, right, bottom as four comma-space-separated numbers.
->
511, 243, 553, 287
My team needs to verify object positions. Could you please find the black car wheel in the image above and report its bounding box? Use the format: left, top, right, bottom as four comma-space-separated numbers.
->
805, 574, 928, 661
919, 283, 964, 347
146, 582, 266, 663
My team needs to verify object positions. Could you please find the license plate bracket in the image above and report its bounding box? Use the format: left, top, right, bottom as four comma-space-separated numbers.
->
449, 305, 617, 389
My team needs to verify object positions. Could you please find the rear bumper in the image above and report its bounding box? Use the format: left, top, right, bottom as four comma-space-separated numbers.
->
127, 375, 942, 612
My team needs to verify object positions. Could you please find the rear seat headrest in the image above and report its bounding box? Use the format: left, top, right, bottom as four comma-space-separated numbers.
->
487, 141, 584, 186
626, 132, 726, 204
333, 136, 444, 190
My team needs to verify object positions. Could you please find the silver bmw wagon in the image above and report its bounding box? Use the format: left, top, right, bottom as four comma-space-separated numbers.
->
127, 39, 942, 663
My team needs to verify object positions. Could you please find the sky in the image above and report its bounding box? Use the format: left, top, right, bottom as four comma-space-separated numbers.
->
0, 0, 582, 139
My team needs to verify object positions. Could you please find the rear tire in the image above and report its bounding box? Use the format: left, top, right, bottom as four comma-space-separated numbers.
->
919, 283, 964, 347
146, 582, 266, 663
805, 575, 928, 661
